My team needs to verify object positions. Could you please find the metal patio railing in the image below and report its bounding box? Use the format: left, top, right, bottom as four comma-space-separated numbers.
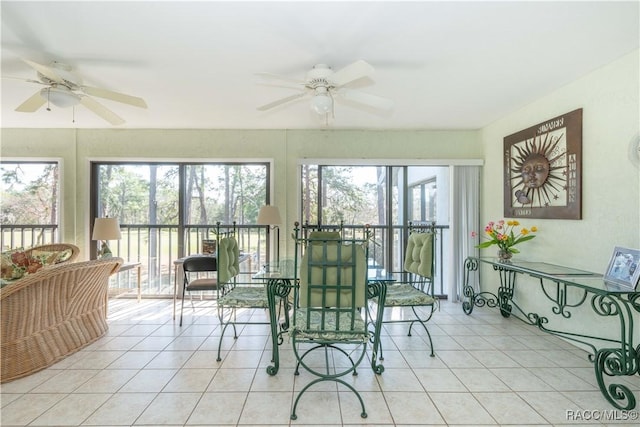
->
1, 222, 450, 298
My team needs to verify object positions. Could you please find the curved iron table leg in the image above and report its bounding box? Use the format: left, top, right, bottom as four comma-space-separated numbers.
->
266, 278, 293, 376
462, 256, 640, 410
462, 257, 479, 314
366, 281, 386, 375
594, 347, 639, 410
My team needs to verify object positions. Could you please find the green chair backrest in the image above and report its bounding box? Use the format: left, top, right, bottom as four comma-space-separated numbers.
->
299, 240, 367, 308
403, 232, 434, 279
217, 236, 240, 284
307, 231, 341, 241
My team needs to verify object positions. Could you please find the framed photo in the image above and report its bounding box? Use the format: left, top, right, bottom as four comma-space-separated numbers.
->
604, 246, 640, 290
504, 108, 582, 219
201, 239, 217, 255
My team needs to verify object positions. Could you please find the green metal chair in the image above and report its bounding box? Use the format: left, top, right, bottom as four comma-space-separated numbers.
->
301, 221, 343, 240
289, 225, 371, 420
374, 225, 437, 357
215, 228, 269, 362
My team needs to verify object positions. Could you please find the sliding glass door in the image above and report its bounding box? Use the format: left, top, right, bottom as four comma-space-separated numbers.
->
300, 163, 450, 296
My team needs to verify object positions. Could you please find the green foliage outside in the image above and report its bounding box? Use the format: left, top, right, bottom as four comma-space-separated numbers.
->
1, 162, 59, 225
97, 163, 268, 226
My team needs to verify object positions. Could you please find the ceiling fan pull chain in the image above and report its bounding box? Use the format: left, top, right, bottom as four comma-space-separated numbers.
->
330, 92, 336, 120
46, 88, 51, 111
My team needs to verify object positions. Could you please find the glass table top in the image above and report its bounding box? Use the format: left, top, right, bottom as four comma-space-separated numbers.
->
472, 257, 638, 294
254, 259, 396, 282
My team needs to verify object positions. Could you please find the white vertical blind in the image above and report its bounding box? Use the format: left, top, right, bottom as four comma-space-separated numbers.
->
448, 165, 481, 301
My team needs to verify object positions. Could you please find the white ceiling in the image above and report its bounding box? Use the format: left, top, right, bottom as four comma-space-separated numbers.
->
1, 1, 638, 130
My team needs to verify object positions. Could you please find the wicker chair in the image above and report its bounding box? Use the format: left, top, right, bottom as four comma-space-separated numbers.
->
24, 243, 80, 264
0, 257, 122, 383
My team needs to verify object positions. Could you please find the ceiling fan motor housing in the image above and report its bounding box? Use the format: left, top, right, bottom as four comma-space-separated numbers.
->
306, 64, 334, 89
38, 62, 82, 89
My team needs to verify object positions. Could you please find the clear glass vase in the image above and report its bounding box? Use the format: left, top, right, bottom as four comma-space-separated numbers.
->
497, 249, 513, 262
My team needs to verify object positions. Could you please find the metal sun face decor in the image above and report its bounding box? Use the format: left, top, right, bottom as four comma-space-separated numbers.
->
503, 108, 583, 219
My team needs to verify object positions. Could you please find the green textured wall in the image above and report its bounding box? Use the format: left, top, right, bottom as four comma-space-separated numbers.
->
479, 50, 640, 342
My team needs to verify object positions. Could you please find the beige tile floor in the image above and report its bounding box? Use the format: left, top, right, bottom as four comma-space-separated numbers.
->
1, 298, 639, 426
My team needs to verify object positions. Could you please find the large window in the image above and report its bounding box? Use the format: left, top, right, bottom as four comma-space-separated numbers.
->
183, 164, 267, 225
301, 163, 450, 295
95, 163, 267, 223
301, 165, 447, 226
92, 161, 270, 296
0, 161, 60, 249
408, 179, 437, 224
302, 165, 388, 226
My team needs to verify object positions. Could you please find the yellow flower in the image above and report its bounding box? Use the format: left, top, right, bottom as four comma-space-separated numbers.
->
521, 228, 529, 235
531, 226, 538, 232
512, 220, 520, 226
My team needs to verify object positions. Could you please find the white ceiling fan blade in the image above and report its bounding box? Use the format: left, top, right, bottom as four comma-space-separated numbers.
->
255, 72, 305, 85
338, 88, 394, 112
22, 59, 64, 84
330, 60, 375, 87
2, 75, 45, 85
80, 96, 125, 125
15, 91, 46, 112
257, 82, 306, 91
257, 92, 307, 111
81, 85, 147, 108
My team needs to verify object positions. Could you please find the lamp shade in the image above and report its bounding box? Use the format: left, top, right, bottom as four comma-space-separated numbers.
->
92, 217, 122, 240
257, 205, 282, 225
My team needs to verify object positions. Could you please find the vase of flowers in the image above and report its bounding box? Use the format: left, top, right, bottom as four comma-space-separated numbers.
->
472, 219, 538, 262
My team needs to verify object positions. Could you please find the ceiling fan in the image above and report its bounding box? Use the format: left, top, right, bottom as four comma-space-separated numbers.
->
7, 59, 147, 125
256, 60, 394, 121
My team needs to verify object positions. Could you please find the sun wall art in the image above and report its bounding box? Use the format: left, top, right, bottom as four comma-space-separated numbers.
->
503, 108, 582, 219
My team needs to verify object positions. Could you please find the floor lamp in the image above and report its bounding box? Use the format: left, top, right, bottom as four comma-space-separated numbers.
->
257, 205, 282, 266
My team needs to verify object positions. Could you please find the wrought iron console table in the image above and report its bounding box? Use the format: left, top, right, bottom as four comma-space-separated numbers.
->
462, 256, 640, 410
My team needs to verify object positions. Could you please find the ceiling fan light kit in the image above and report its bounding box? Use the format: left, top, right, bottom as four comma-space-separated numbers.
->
41, 87, 81, 108
310, 94, 332, 114
310, 87, 333, 115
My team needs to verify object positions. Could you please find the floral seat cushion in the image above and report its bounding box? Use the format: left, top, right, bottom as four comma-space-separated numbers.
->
218, 286, 269, 308
377, 283, 436, 306
291, 309, 369, 342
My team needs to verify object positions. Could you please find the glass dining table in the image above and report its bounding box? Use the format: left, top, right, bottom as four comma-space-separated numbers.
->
254, 259, 394, 376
